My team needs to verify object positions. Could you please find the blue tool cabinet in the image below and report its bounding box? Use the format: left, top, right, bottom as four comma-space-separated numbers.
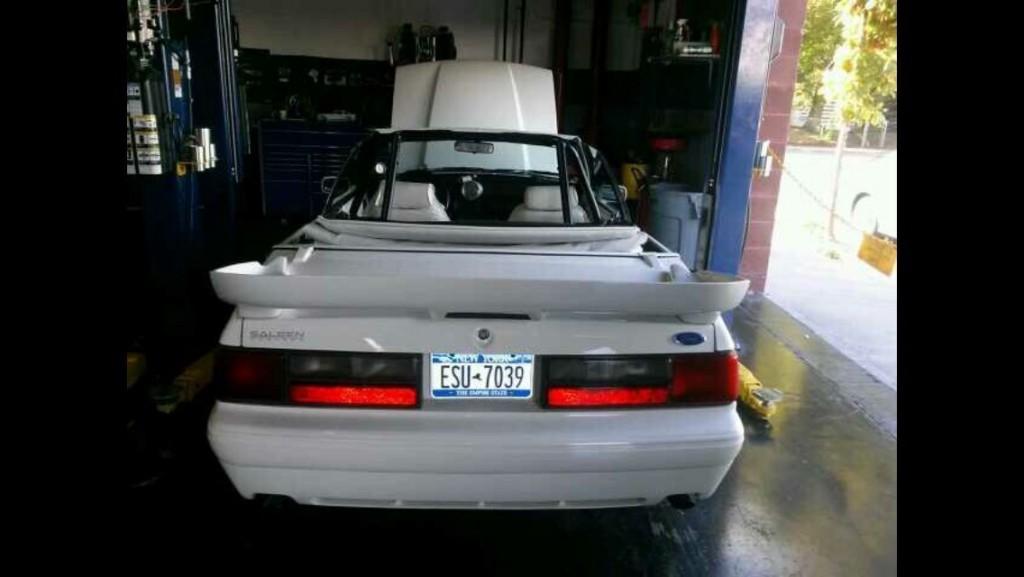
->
258, 119, 368, 219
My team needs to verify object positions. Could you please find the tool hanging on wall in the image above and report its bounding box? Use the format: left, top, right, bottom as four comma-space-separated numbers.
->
397, 23, 418, 65
418, 26, 437, 62
127, 0, 220, 177
435, 26, 457, 60
389, 23, 458, 66
177, 128, 218, 176
127, 0, 168, 175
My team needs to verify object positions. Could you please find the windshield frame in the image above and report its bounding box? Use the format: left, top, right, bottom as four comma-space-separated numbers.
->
322, 129, 632, 227
583, 143, 632, 224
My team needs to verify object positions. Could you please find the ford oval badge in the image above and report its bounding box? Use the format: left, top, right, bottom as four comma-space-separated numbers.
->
672, 332, 706, 346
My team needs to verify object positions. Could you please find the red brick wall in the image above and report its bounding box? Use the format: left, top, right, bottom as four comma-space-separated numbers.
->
739, 0, 809, 293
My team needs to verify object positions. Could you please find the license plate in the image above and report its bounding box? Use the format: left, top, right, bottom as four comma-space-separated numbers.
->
430, 353, 534, 399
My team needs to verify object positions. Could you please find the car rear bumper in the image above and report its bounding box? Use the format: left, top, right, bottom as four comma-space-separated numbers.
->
208, 401, 744, 509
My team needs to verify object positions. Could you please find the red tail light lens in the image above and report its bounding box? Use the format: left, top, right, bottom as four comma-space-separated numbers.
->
215, 348, 421, 408
671, 351, 739, 404
289, 384, 418, 407
287, 352, 420, 407
544, 352, 738, 408
216, 349, 285, 401
547, 387, 670, 407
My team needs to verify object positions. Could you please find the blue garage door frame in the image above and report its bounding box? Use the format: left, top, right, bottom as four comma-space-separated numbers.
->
708, 0, 778, 275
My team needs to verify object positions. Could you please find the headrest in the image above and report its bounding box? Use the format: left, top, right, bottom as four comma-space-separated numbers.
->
524, 185, 578, 211
390, 181, 438, 210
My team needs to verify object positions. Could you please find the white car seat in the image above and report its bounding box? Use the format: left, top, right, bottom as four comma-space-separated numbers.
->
365, 181, 449, 222
359, 180, 386, 218
508, 185, 590, 223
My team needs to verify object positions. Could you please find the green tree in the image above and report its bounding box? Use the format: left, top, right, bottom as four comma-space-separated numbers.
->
823, 0, 897, 128
794, 0, 843, 115
823, 0, 897, 240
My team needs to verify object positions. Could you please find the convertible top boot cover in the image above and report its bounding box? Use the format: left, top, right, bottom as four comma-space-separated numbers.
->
211, 243, 749, 320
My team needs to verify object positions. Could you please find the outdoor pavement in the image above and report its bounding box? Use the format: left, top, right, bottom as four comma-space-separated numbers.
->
765, 146, 897, 390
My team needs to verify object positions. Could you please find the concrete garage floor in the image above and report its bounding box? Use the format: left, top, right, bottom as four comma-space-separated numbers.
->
126, 296, 896, 575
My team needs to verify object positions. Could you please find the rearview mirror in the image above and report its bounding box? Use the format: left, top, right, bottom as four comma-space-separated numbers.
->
321, 175, 338, 195
454, 140, 494, 154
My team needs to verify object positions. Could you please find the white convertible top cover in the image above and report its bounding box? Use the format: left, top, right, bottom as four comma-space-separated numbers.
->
299, 218, 649, 253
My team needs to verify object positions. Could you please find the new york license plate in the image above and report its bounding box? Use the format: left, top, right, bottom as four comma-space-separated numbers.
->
430, 353, 534, 399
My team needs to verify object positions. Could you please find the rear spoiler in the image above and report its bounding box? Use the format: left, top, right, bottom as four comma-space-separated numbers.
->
210, 249, 749, 322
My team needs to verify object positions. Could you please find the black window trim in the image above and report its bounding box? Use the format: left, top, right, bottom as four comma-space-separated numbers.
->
323, 129, 631, 228
585, 144, 633, 225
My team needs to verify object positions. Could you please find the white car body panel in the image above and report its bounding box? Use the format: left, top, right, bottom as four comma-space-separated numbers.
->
237, 313, 717, 356
208, 243, 748, 508
211, 243, 748, 321
209, 403, 743, 509
206, 62, 748, 509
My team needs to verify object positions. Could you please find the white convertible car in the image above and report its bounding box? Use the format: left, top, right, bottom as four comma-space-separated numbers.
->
207, 61, 749, 510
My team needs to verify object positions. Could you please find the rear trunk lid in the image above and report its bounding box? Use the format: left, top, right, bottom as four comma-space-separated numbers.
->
210, 241, 748, 322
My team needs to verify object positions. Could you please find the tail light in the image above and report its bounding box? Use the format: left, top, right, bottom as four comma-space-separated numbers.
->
289, 385, 418, 407
215, 348, 421, 408
544, 352, 738, 409
547, 387, 669, 407
671, 351, 739, 404
287, 352, 420, 407
216, 349, 285, 401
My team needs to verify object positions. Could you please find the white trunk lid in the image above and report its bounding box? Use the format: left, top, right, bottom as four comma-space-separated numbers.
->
210, 245, 748, 321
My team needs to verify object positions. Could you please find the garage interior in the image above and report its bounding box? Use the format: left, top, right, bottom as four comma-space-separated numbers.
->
126, 0, 896, 573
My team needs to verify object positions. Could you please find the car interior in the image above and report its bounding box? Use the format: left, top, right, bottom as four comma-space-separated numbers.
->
342, 169, 596, 224
380, 171, 592, 224
322, 135, 627, 225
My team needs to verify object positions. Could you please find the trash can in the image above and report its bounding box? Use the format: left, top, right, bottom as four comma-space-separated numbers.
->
647, 183, 709, 270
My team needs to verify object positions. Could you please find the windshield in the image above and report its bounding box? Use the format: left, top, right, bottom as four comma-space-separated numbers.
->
321, 131, 630, 226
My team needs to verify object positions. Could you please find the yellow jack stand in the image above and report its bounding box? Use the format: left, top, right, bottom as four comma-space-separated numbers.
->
127, 353, 146, 390
156, 351, 216, 413
738, 362, 783, 420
